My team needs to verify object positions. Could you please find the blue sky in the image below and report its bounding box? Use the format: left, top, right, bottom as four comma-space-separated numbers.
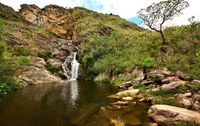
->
0, 0, 199, 27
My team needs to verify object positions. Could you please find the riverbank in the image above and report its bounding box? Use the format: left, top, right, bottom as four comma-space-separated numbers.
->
109, 68, 200, 125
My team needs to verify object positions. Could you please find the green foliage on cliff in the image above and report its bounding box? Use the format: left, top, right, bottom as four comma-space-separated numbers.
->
0, 19, 22, 95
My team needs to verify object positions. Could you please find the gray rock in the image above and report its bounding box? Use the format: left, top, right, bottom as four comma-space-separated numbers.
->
161, 80, 186, 90
148, 105, 200, 125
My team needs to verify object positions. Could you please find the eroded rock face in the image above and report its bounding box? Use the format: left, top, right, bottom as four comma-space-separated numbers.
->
148, 105, 200, 125
19, 66, 62, 85
19, 4, 72, 39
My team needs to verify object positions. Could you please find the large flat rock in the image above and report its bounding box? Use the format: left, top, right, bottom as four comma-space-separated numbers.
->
148, 105, 200, 125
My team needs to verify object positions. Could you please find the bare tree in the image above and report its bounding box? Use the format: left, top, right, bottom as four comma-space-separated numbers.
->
137, 0, 189, 45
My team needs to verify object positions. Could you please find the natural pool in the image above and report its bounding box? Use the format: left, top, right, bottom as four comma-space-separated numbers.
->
0, 81, 151, 126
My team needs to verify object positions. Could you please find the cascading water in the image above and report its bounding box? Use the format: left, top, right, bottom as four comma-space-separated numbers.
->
62, 52, 79, 81
70, 52, 79, 81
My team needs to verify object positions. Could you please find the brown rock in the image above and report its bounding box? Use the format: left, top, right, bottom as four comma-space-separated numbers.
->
112, 101, 129, 106
194, 94, 200, 101
176, 71, 193, 81
161, 80, 186, 90
191, 80, 200, 85
122, 114, 141, 125
161, 76, 179, 84
192, 101, 200, 110
148, 105, 200, 125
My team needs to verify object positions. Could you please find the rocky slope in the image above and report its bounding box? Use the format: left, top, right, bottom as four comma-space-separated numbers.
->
19, 4, 142, 41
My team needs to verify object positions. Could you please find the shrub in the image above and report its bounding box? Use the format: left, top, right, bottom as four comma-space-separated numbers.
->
17, 56, 32, 65
46, 64, 60, 75
13, 45, 33, 56
0, 76, 22, 95
37, 50, 52, 61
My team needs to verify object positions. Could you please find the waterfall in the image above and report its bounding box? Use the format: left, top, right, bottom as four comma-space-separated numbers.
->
62, 52, 79, 81
70, 52, 79, 81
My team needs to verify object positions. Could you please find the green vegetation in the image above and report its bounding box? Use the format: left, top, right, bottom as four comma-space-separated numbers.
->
0, 18, 22, 95
79, 20, 200, 81
46, 64, 60, 75
168, 120, 200, 126
132, 84, 147, 94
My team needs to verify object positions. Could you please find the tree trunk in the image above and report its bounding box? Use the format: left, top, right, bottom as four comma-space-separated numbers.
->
159, 30, 166, 45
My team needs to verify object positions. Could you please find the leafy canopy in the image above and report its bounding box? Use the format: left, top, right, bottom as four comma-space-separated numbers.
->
138, 0, 189, 44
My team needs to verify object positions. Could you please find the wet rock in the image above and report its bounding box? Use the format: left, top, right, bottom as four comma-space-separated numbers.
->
107, 94, 119, 99
122, 114, 141, 125
122, 96, 133, 101
148, 105, 200, 125
148, 122, 158, 126
112, 101, 129, 106
111, 119, 125, 126
176, 71, 193, 81
161, 80, 186, 90
118, 81, 132, 90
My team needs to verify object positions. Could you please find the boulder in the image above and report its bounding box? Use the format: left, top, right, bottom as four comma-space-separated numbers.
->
141, 80, 154, 85
122, 114, 141, 125
176, 71, 193, 81
191, 80, 200, 85
194, 94, 200, 101
161, 80, 186, 90
148, 105, 200, 125
19, 66, 62, 85
47, 58, 62, 68
118, 81, 132, 89
148, 68, 173, 76
192, 101, 200, 110
112, 101, 129, 106
161, 76, 179, 84
122, 96, 133, 101
116, 89, 139, 97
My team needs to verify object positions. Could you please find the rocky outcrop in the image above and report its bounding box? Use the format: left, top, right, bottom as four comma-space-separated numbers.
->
19, 4, 71, 38
148, 105, 200, 125
18, 57, 63, 86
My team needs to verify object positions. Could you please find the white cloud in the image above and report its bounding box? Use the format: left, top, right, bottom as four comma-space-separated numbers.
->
0, 0, 199, 26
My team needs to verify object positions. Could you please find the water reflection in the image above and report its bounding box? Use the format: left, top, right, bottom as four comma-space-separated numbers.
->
69, 81, 79, 107
60, 81, 79, 107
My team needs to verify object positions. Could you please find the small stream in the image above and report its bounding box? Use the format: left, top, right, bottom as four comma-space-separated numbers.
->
0, 81, 151, 126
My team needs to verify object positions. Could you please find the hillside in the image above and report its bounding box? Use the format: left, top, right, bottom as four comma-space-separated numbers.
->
0, 2, 200, 93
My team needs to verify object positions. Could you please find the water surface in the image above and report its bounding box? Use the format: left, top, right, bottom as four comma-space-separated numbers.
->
0, 81, 150, 126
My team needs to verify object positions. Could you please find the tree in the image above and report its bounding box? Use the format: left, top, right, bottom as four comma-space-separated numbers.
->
137, 0, 189, 45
